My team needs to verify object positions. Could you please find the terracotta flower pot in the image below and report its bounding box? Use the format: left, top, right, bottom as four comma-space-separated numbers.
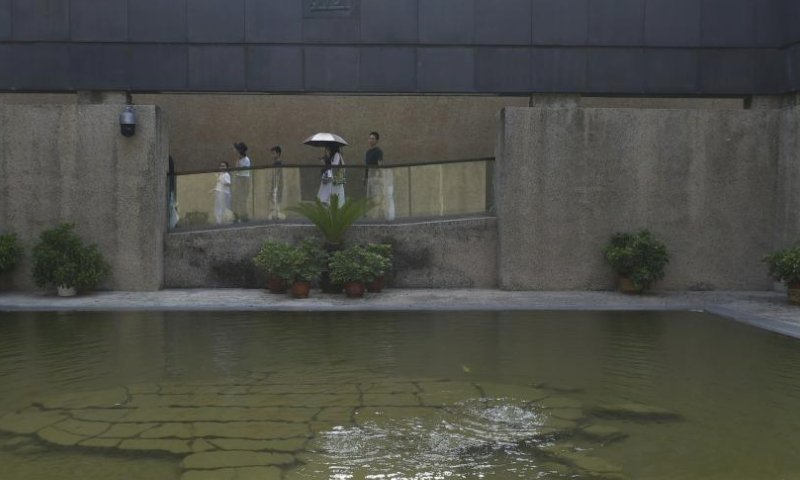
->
344, 282, 365, 298
620, 276, 642, 294
266, 277, 287, 294
366, 276, 384, 293
788, 283, 800, 305
291, 282, 311, 299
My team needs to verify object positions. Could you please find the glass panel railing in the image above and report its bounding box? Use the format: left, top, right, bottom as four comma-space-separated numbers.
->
168, 158, 494, 230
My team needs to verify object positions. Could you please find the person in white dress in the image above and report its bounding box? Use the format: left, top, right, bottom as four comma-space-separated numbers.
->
213, 161, 232, 225
317, 144, 345, 207
232, 142, 251, 222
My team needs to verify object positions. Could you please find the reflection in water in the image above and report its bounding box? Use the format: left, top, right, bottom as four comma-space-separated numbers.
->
0, 311, 798, 480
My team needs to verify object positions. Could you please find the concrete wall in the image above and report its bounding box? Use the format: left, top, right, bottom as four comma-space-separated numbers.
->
0, 104, 168, 291
778, 104, 800, 249
164, 217, 497, 289
496, 106, 781, 291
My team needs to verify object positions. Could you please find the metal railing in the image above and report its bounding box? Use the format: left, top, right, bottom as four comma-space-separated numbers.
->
167, 157, 494, 230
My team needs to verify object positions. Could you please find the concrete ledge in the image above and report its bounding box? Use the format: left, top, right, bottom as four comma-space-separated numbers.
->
0, 289, 797, 339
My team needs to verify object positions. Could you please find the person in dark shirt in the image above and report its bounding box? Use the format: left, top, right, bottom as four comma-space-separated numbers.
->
268, 146, 286, 220
364, 131, 383, 186
364, 132, 394, 220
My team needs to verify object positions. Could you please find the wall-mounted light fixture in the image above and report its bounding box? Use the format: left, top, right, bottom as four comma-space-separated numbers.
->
119, 104, 137, 137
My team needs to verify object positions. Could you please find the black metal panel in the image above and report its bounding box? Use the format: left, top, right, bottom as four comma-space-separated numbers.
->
645, 49, 698, 93
12, 0, 70, 41
532, 0, 588, 46
417, 47, 475, 92
474, 0, 532, 45
130, 45, 188, 91
701, 0, 756, 47
188, 46, 246, 90
756, 50, 785, 93
303, 18, 360, 43
531, 47, 587, 92
588, 0, 645, 46
188, 0, 245, 43
476, 48, 531, 92
644, 0, 701, 47
588, 48, 645, 92
755, 0, 783, 47
129, 0, 187, 42
784, 0, 800, 46
419, 0, 474, 44
791, 45, 800, 90
361, 0, 417, 44
0, 44, 70, 89
700, 50, 757, 94
247, 46, 303, 91
245, 0, 302, 43
70, 45, 132, 90
0, 0, 11, 41
304, 46, 360, 92
360, 46, 416, 92
70, 0, 127, 42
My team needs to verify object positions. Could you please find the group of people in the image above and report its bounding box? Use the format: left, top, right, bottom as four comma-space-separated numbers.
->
213, 142, 284, 225
211, 131, 394, 226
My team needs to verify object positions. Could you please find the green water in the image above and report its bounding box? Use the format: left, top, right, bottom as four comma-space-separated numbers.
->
0, 310, 799, 480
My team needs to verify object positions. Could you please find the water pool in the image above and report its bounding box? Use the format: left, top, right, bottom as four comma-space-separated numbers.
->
0, 310, 798, 480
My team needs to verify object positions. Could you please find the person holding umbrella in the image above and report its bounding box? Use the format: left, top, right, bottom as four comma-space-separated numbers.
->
304, 133, 348, 207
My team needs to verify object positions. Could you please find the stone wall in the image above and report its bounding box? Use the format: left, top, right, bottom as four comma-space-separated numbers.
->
0, 104, 167, 291
164, 217, 497, 289
496, 106, 781, 291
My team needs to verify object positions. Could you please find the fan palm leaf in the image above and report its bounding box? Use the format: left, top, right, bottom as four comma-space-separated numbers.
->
289, 194, 373, 246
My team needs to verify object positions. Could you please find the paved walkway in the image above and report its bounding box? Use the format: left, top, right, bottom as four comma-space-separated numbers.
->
0, 289, 798, 338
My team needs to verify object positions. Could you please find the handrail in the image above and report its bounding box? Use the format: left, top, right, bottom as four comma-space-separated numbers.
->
171, 156, 495, 176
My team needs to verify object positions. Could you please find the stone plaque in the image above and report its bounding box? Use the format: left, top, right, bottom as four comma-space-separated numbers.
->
303, 0, 360, 18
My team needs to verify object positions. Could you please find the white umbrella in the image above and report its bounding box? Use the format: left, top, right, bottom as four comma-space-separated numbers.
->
303, 132, 349, 147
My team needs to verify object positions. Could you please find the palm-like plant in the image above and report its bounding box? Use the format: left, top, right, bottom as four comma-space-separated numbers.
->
289, 194, 373, 248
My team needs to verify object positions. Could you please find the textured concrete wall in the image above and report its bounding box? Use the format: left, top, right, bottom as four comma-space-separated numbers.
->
778, 105, 800, 249
496, 107, 780, 291
164, 217, 497, 289
0, 104, 167, 291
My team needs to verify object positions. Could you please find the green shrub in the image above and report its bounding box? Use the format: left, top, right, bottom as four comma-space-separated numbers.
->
289, 194, 373, 247
287, 238, 326, 284
253, 242, 293, 282
329, 246, 376, 284
365, 243, 393, 278
763, 243, 800, 285
603, 230, 670, 292
32, 224, 111, 290
0, 234, 23, 275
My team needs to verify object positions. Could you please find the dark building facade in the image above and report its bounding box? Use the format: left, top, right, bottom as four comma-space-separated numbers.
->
0, 0, 798, 95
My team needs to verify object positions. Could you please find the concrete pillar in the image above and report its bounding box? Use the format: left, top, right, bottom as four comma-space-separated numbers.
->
529, 94, 581, 108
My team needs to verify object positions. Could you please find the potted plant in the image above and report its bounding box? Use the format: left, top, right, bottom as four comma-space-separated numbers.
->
329, 246, 374, 298
603, 230, 670, 294
289, 194, 373, 293
31, 223, 111, 296
285, 239, 326, 299
0, 234, 24, 288
763, 242, 800, 305
253, 241, 293, 293
365, 243, 393, 293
